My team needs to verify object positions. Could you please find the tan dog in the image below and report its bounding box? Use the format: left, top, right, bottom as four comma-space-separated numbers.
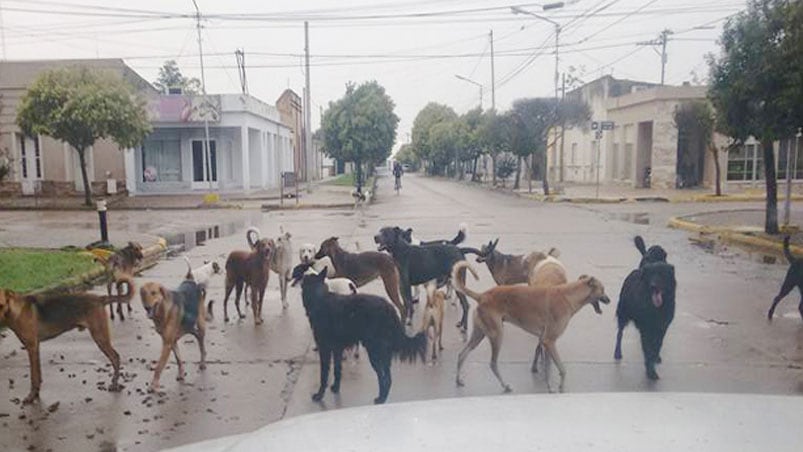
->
223, 238, 273, 324
0, 278, 133, 403
452, 261, 610, 393
139, 280, 211, 392
420, 282, 445, 362
104, 241, 144, 321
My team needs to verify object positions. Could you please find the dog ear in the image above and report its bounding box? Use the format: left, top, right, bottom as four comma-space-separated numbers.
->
159, 285, 170, 301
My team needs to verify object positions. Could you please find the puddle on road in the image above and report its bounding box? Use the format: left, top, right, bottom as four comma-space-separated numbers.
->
603, 212, 651, 225
324, 212, 355, 217
163, 221, 247, 253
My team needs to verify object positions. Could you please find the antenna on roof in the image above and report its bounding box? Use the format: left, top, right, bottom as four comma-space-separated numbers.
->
235, 49, 248, 95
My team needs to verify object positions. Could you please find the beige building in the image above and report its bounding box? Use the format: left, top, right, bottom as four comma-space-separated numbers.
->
550, 75, 803, 192
276, 88, 321, 182
0, 59, 155, 196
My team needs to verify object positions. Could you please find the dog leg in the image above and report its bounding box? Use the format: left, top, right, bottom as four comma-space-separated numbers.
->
377, 362, 392, 404
455, 318, 486, 387
150, 340, 173, 392
172, 345, 185, 381
768, 272, 796, 320
531, 342, 543, 373
798, 294, 803, 320
486, 327, 511, 393
89, 317, 121, 392
640, 332, 660, 380
280, 273, 289, 310
331, 350, 343, 394
614, 317, 627, 360
235, 281, 246, 320
312, 347, 331, 402
258, 285, 267, 322
543, 341, 567, 393
107, 280, 116, 321
117, 300, 126, 322
455, 292, 469, 332
194, 330, 207, 370
22, 338, 41, 404
223, 281, 235, 323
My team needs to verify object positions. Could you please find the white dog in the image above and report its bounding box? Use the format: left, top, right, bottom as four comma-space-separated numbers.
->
298, 243, 337, 276
290, 262, 356, 295
183, 256, 222, 288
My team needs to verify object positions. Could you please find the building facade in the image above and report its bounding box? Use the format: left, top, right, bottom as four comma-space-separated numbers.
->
0, 59, 155, 196
129, 93, 293, 194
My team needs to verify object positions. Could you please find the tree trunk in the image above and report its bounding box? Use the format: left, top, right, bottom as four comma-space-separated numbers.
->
77, 147, 92, 207
472, 156, 479, 182
541, 150, 550, 196
711, 146, 722, 196
355, 159, 363, 192
763, 140, 778, 234
513, 156, 522, 190
492, 153, 497, 186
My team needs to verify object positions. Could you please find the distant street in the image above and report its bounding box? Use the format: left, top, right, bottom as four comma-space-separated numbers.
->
2, 174, 802, 451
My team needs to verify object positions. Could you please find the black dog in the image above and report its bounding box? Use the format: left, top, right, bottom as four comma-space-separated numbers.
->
400, 223, 467, 247
300, 268, 426, 404
614, 236, 676, 380
634, 235, 667, 268
374, 226, 471, 330
768, 236, 803, 321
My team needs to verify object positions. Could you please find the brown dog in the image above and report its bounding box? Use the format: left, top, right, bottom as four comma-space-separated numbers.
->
104, 241, 144, 321
420, 283, 445, 362
452, 261, 610, 393
223, 238, 273, 324
470, 238, 559, 286
139, 280, 210, 392
315, 237, 405, 320
0, 278, 133, 404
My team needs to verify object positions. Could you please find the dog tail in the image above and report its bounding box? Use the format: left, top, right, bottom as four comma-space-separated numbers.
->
548, 247, 560, 258
183, 256, 194, 280
459, 247, 482, 256
100, 275, 135, 305
393, 328, 427, 364
449, 223, 469, 245
451, 261, 483, 302
634, 236, 647, 256
783, 235, 795, 263
246, 226, 261, 249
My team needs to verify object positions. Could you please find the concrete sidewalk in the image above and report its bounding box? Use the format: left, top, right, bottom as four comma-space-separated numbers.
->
0, 176, 360, 211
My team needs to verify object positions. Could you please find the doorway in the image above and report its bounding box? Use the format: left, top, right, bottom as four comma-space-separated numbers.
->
192, 140, 217, 189
636, 122, 653, 188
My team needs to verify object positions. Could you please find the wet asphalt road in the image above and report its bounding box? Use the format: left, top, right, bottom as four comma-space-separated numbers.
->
1, 174, 802, 451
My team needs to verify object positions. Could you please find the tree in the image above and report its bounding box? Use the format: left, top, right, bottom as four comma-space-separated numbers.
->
495, 154, 517, 187
321, 81, 399, 189
458, 107, 485, 181
411, 103, 457, 174
477, 109, 511, 185
395, 143, 420, 171
153, 60, 201, 94
673, 101, 718, 195
708, 0, 803, 234
16, 67, 151, 206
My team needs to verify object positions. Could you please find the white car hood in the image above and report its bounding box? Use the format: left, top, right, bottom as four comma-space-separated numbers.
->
165, 392, 803, 452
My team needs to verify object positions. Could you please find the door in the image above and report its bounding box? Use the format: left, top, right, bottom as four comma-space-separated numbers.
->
17, 134, 42, 195
192, 140, 217, 189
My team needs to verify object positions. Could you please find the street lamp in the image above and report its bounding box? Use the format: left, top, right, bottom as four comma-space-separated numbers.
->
455, 74, 483, 110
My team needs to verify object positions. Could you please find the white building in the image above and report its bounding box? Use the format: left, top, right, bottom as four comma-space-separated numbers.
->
127, 93, 294, 195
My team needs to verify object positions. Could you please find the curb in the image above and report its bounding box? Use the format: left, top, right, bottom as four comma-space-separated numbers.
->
29, 237, 167, 296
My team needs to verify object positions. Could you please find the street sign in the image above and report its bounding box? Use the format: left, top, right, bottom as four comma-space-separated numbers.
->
591, 121, 599, 130
601, 121, 615, 131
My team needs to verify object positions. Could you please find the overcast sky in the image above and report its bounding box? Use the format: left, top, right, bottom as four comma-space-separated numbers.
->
0, 0, 745, 150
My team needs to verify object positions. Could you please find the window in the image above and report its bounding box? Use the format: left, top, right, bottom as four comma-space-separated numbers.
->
142, 139, 181, 182
192, 140, 217, 182
727, 143, 761, 181
778, 137, 803, 180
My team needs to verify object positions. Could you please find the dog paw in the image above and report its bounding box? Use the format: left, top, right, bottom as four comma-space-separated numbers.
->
646, 369, 660, 380
456, 378, 465, 387
22, 393, 39, 405
655, 355, 662, 364
311, 392, 324, 402
530, 364, 538, 374
330, 384, 340, 394
199, 363, 207, 371
373, 397, 386, 405
224, 317, 230, 323
614, 351, 622, 360
503, 385, 512, 393
109, 382, 122, 393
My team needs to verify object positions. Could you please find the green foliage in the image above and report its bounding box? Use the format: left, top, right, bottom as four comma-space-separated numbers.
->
495, 154, 517, 184
321, 81, 399, 186
707, 0, 803, 233
673, 101, 714, 145
0, 248, 101, 293
153, 60, 201, 94
16, 66, 151, 205
411, 103, 458, 165
395, 143, 419, 171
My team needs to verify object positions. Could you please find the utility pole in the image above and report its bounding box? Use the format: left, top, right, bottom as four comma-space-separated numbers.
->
235, 49, 248, 95
559, 73, 566, 182
638, 29, 673, 85
0, 0, 7, 60
489, 29, 496, 110
304, 21, 313, 188
192, 0, 214, 192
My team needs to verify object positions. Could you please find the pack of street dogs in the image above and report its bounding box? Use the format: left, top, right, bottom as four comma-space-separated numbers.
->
4, 223, 803, 406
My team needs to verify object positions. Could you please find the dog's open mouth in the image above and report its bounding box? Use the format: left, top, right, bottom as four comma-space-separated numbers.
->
651, 287, 663, 308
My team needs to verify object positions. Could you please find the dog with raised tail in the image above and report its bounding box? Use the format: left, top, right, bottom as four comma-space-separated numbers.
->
248, 226, 293, 309
183, 256, 222, 288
